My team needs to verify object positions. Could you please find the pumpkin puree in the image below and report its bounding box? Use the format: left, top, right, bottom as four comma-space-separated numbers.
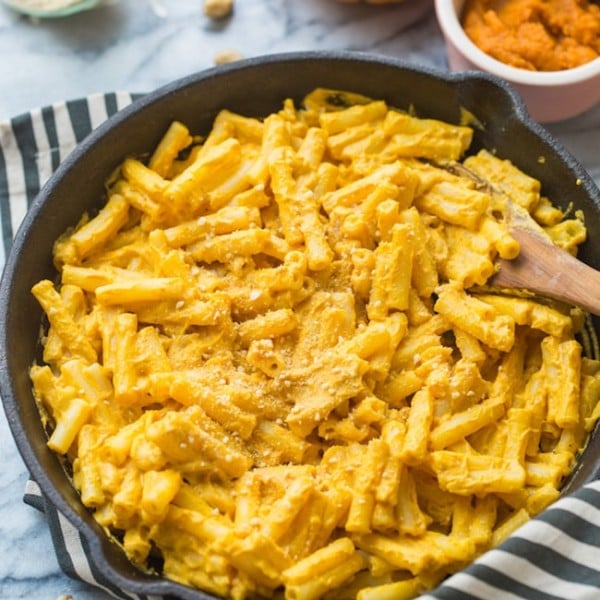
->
461, 0, 600, 71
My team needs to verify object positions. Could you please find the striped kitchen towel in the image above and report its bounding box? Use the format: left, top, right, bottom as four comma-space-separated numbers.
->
1, 93, 600, 600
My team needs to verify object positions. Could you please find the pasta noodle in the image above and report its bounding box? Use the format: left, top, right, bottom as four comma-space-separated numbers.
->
30, 88, 600, 600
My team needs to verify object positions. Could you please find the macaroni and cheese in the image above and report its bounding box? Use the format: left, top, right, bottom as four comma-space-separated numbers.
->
30, 88, 600, 600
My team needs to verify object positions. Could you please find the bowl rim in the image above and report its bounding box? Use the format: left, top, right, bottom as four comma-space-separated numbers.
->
0, 0, 100, 18
434, 0, 600, 86
2, 49, 600, 599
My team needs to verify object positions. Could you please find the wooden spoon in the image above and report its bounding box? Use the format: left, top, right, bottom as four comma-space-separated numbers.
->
489, 210, 600, 317
437, 159, 600, 316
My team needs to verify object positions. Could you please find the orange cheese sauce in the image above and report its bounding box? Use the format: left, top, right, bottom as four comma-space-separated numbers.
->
461, 0, 600, 71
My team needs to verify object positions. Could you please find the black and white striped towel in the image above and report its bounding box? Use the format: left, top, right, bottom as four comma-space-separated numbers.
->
2, 93, 600, 600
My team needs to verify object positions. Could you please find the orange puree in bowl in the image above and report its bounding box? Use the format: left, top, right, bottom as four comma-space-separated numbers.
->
461, 0, 600, 71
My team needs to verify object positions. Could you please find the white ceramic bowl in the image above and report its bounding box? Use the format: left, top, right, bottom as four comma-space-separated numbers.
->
1, 0, 100, 18
434, 0, 600, 123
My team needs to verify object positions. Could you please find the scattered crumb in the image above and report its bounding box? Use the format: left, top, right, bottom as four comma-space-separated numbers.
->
214, 48, 244, 65
203, 0, 234, 19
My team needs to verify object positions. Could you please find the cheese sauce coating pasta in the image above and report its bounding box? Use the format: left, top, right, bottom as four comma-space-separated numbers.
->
31, 89, 600, 600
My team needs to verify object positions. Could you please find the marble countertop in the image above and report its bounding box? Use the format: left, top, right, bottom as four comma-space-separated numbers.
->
0, 1, 598, 599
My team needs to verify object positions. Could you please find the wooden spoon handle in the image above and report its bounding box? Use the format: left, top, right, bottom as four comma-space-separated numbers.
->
491, 227, 600, 316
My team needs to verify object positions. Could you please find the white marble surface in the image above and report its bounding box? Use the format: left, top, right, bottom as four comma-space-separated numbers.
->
0, 1, 598, 600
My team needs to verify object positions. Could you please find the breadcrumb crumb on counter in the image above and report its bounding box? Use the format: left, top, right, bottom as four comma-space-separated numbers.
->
214, 49, 244, 65
203, 0, 233, 19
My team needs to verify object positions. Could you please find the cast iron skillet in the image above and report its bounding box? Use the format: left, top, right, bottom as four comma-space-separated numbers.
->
1, 51, 599, 600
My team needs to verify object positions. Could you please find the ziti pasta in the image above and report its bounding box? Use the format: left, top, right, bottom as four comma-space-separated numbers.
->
30, 88, 600, 600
